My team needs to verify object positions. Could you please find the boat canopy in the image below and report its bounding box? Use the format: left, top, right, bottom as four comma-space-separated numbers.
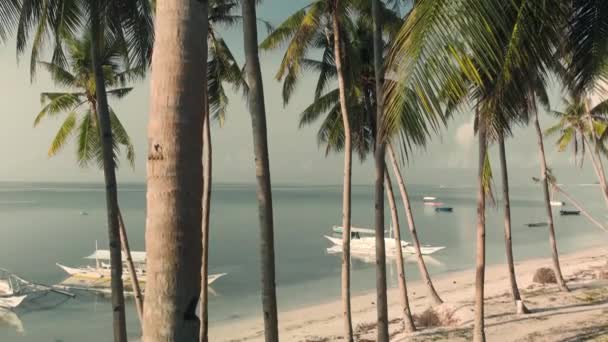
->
85, 250, 146, 264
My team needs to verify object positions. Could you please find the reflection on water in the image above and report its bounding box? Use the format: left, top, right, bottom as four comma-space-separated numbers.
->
0, 309, 24, 334
0, 182, 606, 341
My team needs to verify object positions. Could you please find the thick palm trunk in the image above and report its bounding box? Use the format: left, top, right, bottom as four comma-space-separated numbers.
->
533, 110, 569, 292
143, 0, 208, 340
497, 133, 528, 314
90, 4, 127, 341
371, 0, 388, 340
200, 88, 212, 342
387, 144, 443, 305
242, 1, 279, 340
552, 184, 608, 233
384, 170, 416, 332
117, 208, 144, 324
331, 1, 353, 340
473, 121, 487, 342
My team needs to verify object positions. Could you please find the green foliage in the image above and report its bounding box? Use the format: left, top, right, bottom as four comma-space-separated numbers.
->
0, 0, 20, 43
34, 34, 135, 168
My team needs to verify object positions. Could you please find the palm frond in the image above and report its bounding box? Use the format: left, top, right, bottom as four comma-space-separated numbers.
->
34, 93, 84, 126
48, 110, 77, 156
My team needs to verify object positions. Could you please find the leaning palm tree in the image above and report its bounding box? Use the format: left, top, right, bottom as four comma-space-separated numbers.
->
386, 1, 569, 339
242, 0, 279, 340
545, 95, 608, 208
384, 169, 416, 332
17, 1, 153, 339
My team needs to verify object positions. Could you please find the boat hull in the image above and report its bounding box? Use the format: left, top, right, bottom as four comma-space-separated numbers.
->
0, 295, 26, 309
324, 236, 444, 255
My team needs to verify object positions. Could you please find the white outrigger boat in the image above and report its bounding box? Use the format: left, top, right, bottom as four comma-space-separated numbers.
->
0, 268, 73, 309
58, 247, 226, 286
325, 226, 445, 255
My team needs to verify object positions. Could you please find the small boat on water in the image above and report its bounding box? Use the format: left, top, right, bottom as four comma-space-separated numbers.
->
57, 247, 226, 286
325, 225, 445, 255
560, 210, 580, 216
423, 196, 437, 202
332, 225, 386, 235
526, 222, 548, 228
424, 202, 444, 206
0, 268, 73, 309
435, 207, 453, 212
550, 201, 565, 207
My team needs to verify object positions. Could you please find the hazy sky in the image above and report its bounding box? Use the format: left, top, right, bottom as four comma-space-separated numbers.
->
0, 1, 602, 186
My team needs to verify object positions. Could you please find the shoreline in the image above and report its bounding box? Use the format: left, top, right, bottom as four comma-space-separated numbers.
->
210, 244, 608, 341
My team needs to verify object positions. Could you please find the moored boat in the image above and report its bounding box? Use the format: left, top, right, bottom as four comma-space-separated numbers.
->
526, 222, 548, 227
435, 207, 453, 212
560, 210, 580, 216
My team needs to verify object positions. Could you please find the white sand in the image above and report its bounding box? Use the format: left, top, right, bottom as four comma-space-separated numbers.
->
210, 245, 608, 341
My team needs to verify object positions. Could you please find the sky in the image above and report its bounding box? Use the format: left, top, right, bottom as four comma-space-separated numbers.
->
0, 0, 602, 186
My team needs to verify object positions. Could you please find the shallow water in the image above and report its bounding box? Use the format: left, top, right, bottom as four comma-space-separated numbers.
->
0, 181, 605, 341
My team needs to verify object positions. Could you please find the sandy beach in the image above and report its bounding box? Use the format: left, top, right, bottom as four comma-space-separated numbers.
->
210, 245, 608, 341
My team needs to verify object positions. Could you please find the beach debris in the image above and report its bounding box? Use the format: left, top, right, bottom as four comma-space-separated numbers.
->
533, 267, 557, 284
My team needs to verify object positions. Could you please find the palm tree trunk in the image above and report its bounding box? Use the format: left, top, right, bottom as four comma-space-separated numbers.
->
90, 4, 127, 341
473, 120, 487, 342
242, 1, 279, 340
384, 169, 416, 332
387, 143, 443, 305
552, 184, 608, 233
331, 1, 353, 340
533, 110, 569, 292
583, 134, 608, 209
371, 0, 388, 340
142, 0, 208, 340
200, 87, 212, 342
497, 133, 528, 314
117, 208, 144, 324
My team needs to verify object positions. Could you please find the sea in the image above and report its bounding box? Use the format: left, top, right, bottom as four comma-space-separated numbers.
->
0, 181, 606, 341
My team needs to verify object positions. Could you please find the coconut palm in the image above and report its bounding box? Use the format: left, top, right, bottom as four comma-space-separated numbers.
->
241, 0, 279, 340
384, 169, 416, 332
545, 95, 608, 208
143, 0, 208, 339
371, 0, 389, 338
33, 34, 135, 169
17, 1, 153, 339
261, 4, 407, 338
200, 2, 250, 340
386, 1, 571, 339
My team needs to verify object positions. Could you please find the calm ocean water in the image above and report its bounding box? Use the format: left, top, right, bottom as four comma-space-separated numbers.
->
0, 181, 606, 341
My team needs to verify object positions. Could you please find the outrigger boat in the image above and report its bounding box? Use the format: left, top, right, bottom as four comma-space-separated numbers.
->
325, 225, 445, 255
57, 246, 226, 286
560, 210, 580, 216
0, 268, 73, 309
435, 207, 453, 212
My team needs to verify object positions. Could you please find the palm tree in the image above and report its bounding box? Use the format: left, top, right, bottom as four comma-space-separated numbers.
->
242, 0, 279, 340
371, 0, 389, 338
143, 0, 208, 339
497, 131, 528, 314
17, 1, 153, 339
545, 95, 608, 208
386, 143, 443, 305
384, 169, 416, 332
261, 5, 404, 338
33, 34, 135, 169
33, 35, 146, 324
385, 2, 571, 339
200, 2, 249, 339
